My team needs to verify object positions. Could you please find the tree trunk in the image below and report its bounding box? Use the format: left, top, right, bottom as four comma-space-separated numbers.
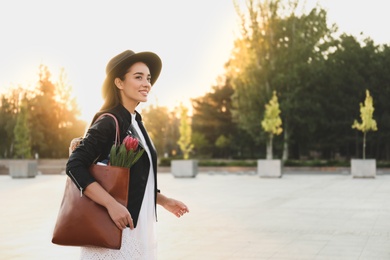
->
355, 131, 359, 158
363, 132, 366, 159
266, 135, 273, 159
282, 126, 289, 161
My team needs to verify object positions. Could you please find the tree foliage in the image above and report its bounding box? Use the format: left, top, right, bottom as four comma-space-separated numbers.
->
191, 78, 248, 158
299, 35, 388, 160
188, 1, 390, 161
0, 88, 21, 157
2, 1, 390, 162
215, 134, 231, 158
227, 0, 335, 159
352, 90, 377, 159
261, 91, 282, 159
13, 97, 32, 158
142, 104, 179, 157
0, 65, 86, 158
177, 104, 194, 159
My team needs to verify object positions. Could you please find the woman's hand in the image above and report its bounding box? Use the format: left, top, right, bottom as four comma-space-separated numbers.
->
83, 182, 133, 230
157, 193, 189, 218
106, 201, 134, 230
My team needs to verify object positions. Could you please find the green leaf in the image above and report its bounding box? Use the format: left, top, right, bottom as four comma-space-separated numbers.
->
131, 149, 145, 166
109, 145, 118, 166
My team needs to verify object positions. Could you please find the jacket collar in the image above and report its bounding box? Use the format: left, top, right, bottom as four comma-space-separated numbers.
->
108, 104, 143, 124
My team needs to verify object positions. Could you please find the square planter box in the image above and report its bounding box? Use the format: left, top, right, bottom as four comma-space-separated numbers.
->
257, 159, 282, 178
9, 160, 38, 178
351, 159, 376, 178
171, 160, 198, 178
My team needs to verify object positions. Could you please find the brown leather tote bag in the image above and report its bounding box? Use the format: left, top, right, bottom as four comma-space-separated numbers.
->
52, 113, 129, 249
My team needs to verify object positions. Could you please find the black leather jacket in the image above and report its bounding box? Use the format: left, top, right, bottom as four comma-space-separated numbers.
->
66, 104, 158, 228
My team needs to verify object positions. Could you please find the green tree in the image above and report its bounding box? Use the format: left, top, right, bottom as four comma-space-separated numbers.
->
142, 104, 173, 157
167, 109, 181, 157
323, 35, 369, 159
0, 87, 27, 158
352, 90, 378, 159
0, 95, 14, 157
55, 68, 86, 154
13, 97, 32, 158
227, 0, 334, 159
371, 44, 390, 160
305, 35, 381, 160
29, 65, 86, 158
191, 78, 239, 158
261, 91, 283, 159
177, 104, 193, 159
29, 65, 61, 157
0, 65, 86, 158
215, 134, 231, 158
191, 132, 211, 158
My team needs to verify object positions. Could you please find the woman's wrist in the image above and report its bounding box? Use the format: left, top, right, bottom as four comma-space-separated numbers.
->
157, 193, 169, 207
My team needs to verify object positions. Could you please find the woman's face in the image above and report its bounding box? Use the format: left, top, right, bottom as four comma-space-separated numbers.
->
115, 62, 152, 111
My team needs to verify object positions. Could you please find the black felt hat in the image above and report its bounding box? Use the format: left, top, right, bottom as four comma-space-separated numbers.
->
105, 50, 162, 85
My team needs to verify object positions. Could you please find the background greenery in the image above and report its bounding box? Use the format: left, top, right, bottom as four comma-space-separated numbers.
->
1, 0, 389, 164
0, 65, 86, 158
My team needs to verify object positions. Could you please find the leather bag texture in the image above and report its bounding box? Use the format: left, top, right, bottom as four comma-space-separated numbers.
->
52, 113, 129, 249
51, 164, 129, 249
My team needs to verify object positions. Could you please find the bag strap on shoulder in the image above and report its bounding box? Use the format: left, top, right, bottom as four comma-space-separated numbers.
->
94, 113, 120, 146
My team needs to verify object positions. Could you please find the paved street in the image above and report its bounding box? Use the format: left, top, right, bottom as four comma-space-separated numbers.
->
1, 171, 390, 259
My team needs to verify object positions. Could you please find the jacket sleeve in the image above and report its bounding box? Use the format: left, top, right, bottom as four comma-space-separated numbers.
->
66, 115, 117, 192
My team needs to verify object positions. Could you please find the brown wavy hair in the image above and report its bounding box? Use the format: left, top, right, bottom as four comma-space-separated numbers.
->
99, 61, 133, 112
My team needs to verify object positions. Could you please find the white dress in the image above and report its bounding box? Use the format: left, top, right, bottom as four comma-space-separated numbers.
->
80, 113, 157, 260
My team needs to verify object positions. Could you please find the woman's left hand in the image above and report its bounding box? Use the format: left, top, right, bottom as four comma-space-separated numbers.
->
162, 197, 189, 218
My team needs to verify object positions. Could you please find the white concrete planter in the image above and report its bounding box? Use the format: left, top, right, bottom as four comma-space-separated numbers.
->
171, 160, 198, 178
9, 160, 38, 178
257, 159, 282, 178
351, 159, 376, 178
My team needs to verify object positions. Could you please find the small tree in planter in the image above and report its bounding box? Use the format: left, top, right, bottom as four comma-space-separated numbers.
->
10, 98, 38, 178
14, 98, 32, 159
258, 91, 283, 177
261, 91, 283, 159
172, 104, 197, 177
177, 104, 194, 160
351, 89, 378, 178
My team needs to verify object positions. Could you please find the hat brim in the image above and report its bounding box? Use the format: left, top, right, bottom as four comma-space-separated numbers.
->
108, 51, 162, 86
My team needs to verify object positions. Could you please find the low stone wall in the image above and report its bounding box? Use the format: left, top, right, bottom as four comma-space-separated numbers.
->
3, 160, 386, 176
0, 164, 8, 175
0, 160, 256, 175
0, 159, 68, 175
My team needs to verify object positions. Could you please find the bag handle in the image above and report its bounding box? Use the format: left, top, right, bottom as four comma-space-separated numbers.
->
69, 113, 120, 156
94, 113, 120, 145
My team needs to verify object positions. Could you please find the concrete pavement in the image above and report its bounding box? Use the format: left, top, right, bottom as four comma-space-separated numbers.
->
1, 171, 390, 259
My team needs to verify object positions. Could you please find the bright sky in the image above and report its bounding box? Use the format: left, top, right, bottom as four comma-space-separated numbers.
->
0, 0, 389, 122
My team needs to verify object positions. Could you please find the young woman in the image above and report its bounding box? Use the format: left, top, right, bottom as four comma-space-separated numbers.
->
66, 50, 189, 259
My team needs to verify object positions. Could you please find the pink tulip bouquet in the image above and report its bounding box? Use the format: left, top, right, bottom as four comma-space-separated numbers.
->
109, 136, 144, 168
